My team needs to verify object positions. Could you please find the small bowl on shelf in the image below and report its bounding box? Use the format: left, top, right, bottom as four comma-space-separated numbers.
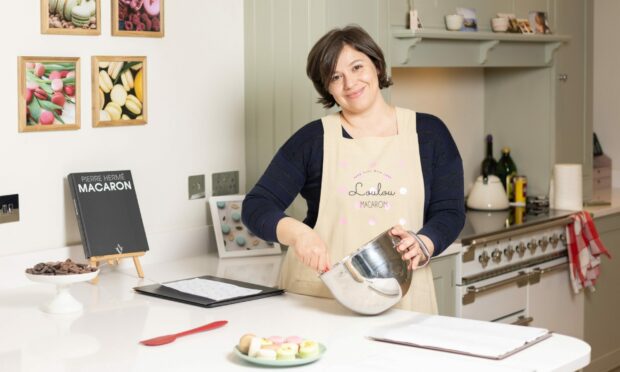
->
25, 270, 99, 314
445, 14, 464, 31
491, 17, 509, 32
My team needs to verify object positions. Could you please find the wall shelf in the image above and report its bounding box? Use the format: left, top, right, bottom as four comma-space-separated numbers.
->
391, 27, 570, 68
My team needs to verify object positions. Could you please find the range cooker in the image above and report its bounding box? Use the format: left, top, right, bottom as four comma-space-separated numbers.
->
454, 208, 583, 338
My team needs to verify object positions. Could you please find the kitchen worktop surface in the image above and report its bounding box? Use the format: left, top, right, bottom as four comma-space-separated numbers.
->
0, 254, 590, 372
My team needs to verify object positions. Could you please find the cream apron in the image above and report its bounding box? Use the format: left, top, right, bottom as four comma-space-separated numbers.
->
279, 107, 437, 314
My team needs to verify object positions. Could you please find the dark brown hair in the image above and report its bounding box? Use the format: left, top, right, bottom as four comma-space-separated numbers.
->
306, 25, 393, 108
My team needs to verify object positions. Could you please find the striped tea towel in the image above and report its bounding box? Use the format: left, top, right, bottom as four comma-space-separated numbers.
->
566, 211, 611, 294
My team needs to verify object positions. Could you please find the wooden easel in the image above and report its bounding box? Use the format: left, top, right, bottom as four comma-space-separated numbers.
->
89, 252, 145, 284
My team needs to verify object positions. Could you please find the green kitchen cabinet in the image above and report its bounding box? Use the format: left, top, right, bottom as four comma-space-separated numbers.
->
553, 0, 594, 201
431, 252, 457, 316
585, 213, 620, 372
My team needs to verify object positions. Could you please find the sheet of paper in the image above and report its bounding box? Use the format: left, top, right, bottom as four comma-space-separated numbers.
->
367, 314, 549, 359
163, 278, 262, 301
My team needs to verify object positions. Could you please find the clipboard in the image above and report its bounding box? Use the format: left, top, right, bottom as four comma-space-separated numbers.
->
134, 275, 284, 308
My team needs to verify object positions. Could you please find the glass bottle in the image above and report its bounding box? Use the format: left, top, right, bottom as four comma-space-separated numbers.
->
496, 147, 518, 201
481, 134, 497, 178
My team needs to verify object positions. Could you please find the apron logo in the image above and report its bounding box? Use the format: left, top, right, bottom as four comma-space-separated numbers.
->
348, 182, 396, 196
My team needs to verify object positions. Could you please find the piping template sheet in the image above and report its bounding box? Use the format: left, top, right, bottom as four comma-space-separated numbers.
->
163, 278, 262, 301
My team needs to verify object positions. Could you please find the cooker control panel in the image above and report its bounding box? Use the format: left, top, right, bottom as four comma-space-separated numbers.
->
462, 226, 568, 277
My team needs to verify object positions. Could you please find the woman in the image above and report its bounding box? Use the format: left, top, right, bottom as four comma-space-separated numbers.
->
242, 25, 465, 313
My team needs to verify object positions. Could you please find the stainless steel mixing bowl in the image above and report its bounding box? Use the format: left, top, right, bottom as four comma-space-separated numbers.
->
320, 228, 431, 315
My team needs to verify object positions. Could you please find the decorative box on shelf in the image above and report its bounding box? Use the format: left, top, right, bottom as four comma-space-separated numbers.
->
592, 154, 612, 203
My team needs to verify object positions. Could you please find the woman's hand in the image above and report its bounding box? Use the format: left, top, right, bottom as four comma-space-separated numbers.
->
292, 230, 331, 273
391, 225, 435, 270
276, 217, 331, 272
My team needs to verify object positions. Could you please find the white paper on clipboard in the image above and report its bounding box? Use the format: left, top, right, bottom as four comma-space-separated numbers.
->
367, 314, 551, 360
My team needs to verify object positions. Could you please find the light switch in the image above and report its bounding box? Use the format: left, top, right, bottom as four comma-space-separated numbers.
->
188, 175, 206, 200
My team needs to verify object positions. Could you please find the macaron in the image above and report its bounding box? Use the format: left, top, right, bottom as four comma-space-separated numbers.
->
247, 336, 262, 357
231, 212, 241, 222
276, 343, 298, 360
216, 201, 226, 209
235, 236, 246, 247
298, 340, 319, 358
284, 336, 303, 345
221, 224, 231, 234
267, 336, 284, 345
238, 333, 255, 354
255, 348, 277, 360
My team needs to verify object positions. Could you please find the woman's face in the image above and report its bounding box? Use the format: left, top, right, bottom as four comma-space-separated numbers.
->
328, 44, 380, 114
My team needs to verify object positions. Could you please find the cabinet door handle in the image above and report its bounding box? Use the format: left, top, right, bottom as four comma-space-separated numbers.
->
512, 316, 534, 326
558, 73, 568, 82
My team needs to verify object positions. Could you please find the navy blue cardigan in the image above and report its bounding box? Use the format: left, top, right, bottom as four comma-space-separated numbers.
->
242, 112, 465, 256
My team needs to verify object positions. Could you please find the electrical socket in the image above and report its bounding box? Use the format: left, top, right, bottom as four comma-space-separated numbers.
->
188, 175, 206, 200
0, 194, 19, 224
212, 171, 239, 196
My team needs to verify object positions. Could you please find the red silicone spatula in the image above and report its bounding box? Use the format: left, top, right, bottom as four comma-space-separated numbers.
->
139, 320, 228, 346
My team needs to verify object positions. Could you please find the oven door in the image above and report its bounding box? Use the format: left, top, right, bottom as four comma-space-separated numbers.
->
527, 256, 583, 338
457, 269, 529, 322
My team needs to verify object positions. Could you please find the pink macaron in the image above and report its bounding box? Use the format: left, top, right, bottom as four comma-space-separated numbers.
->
268, 336, 285, 345
285, 336, 303, 344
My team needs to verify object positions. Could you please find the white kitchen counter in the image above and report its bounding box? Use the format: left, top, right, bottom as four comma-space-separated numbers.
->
584, 187, 620, 218
0, 254, 590, 372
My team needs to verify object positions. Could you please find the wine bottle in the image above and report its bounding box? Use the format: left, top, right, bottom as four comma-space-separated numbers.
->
481, 135, 497, 178
496, 147, 518, 201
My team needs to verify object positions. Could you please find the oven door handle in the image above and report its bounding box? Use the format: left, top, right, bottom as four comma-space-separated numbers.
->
529, 261, 569, 285
463, 271, 529, 305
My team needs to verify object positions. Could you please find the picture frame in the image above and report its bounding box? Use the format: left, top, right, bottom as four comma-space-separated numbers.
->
529, 11, 552, 34
92, 56, 147, 127
209, 195, 282, 258
41, 0, 101, 35
18, 56, 81, 132
111, 0, 164, 38
456, 7, 478, 32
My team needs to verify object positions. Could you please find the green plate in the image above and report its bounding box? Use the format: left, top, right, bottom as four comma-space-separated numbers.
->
233, 343, 326, 367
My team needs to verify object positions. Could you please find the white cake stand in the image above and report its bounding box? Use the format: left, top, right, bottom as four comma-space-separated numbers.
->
25, 270, 99, 314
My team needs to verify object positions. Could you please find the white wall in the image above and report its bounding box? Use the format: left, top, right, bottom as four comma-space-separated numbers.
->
390, 68, 485, 194
0, 1, 244, 257
593, 0, 620, 187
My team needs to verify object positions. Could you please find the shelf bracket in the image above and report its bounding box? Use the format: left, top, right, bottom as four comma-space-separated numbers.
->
479, 40, 499, 65
392, 37, 422, 65
545, 42, 563, 65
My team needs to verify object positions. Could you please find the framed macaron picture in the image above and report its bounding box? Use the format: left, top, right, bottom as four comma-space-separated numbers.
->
112, 0, 164, 38
18, 56, 81, 132
209, 195, 282, 258
41, 0, 101, 35
92, 56, 147, 127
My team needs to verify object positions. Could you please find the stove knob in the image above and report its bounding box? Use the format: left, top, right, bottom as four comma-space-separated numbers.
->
504, 245, 515, 261
527, 239, 538, 254
516, 242, 526, 257
549, 234, 560, 248
539, 238, 549, 252
478, 251, 490, 268
491, 248, 502, 263
559, 233, 567, 244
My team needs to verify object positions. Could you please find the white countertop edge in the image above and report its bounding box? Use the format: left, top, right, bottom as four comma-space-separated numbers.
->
584, 188, 620, 218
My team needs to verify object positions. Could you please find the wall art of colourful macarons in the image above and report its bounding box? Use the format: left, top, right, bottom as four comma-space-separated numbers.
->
112, 0, 164, 38
92, 56, 147, 127
209, 195, 282, 258
18, 56, 81, 132
41, 0, 101, 35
